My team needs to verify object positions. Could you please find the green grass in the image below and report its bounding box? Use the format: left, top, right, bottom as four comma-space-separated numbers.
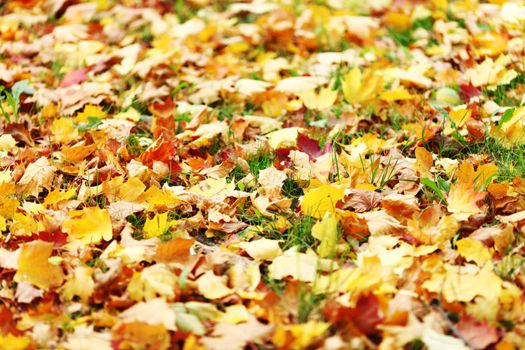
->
484, 73, 525, 106
387, 16, 434, 47
247, 152, 274, 177
440, 135, 525, 182
281, 215, 316, 252
282, 178, 304, 210
360, 155, 399, 189
298, 285, 325, 323
470, 139, 525, 181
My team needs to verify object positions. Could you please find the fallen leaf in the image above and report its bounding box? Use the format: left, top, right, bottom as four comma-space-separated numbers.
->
62, 207, 113, 244
312, 213, 338, 258
301, 183, 345, 219
14, 241, 64, 290
17, 157, 56, 197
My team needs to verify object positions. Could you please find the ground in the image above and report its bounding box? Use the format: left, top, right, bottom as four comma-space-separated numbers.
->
1, 0, 525, 349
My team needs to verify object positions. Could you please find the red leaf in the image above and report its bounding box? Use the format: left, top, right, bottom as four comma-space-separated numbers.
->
149, 97, 177, 139
60, 68, 88, 87
297, 133, 332, 160
274, 147, 295, 170
350, 293, 384, 335
322, 294, 383, 336
297, 133, 322, 159
138, 138, 181, 172
0, 306, 22, 336
38, 229, 68, 246
456, 315, 500, 350
459, 84, 482, 103
149, 97, 175, 119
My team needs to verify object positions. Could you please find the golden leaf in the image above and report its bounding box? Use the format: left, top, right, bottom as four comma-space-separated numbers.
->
14, 241, 64, 290
62, 207, 113, 244
298, 87, 338, 110
301, 183, 345, 219
312, 213, 339, 258
342, 67, 383, 104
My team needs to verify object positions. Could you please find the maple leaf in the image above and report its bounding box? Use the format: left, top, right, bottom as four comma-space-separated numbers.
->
120, 298, 177, 331
154, 237, 194, 264
60, 67, 88, 88
14, 241, 64, 290
456, 315, 500, 350
143, 212, 172, 238
240, 238, 282, 261
273, 321, 329, 349
127, 264, 178, 301
17, 157, 56, 197
0, 334, 32, 350
62, 266, 95, 303
423, 263, 502, 303
196, 271, 233, 300
62, 206, 113, 244
342, 67, 383, 104
456, 237, 491, 266
268, 248, 331, 282
301, 183, 345, 219
312, 213, 338, 258
298, 87, 338, 110
447, 181, 486, 221
200, 315, 273, 350
297, 133, 332, 160
464, 55, 517, 89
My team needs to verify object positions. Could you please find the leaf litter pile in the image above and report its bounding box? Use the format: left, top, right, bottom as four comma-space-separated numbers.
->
4, 0, 525, 349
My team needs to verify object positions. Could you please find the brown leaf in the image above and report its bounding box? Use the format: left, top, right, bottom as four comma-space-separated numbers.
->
456, 315, 499, 350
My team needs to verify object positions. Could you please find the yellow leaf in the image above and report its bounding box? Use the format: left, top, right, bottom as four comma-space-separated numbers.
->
473, 32, 507, 57
342, 66, 362, 103
379, 88, 413, 102
473, 164, 498, 190
219, 304, 250, 324
447, 181, 485, 221
143, 212, 172, 238
465, 55, 518, 88
118, 177, 146, 202
301, 183, 345, 219
75, 104, 107, 123
14, 241, 64, 290
127, 264, 177, 301
51, 117, 79, 143
43, 188, 76, 207
11, 212, 43, 236
17, 157, 56, 197
342, 67, 383, 104
0, 134, 17, 152
423, 263, 502, 302
268, 248, 329, 282
492, 106, 525, 146
273, 321, 330, 349
115, 107, 141, 122
312, 213, 339, 258
266, 127, 303, 150
240, 238, 282, 260
139, 186, 183, 210
62, 207, 113, 244
298, 87, 338, 110
435, 87, 460, 106
196, 271, 233, 299
456, 237, 491, 265
0, 334, 31, 350
62, 266, 95, 302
